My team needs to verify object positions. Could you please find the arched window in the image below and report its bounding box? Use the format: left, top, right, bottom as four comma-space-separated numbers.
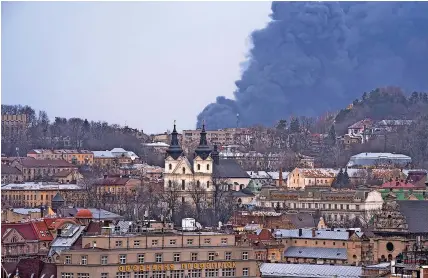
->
11, 236, 17, 243
207, 181, 210, 189
207, 164, 210, 171
197, 164, 201, 170
169, 164, 172, 170
168, 180, 172, 188
182, 167, 186, 174
197, 180, 200, 187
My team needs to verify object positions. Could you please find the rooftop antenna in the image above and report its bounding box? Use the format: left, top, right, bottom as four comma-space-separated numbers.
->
236, 113, 240, 128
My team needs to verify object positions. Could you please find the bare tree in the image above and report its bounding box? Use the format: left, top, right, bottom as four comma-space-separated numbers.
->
160, 181, 181, 223
188, 181, 207, 223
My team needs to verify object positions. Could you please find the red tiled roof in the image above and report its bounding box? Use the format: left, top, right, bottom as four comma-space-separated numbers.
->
1, 223, 37, 240
1, 165, 22, 175
19, 158, 76, 168
45, 218, 78, 230
381, 181, 417, 189
32, 221, 54, 241
93, 177, 130, 186
2, 258, 55, 278
258, 229, 273, 241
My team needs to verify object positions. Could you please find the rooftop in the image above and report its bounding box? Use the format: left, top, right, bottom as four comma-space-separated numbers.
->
260, 263, 362, 278
284, 246, 348, 260
272, 228, 360, 240
1, 165, 22, 175
1, 182, 82, 190
350, 152, 411, 160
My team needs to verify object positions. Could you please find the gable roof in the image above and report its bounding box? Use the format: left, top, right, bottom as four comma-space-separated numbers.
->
32, 221, 54, 241
287, 213, 317, 229
213, 159, 249, 179
1, 165, 22, 175
93, 177, 130, 186
53, 169, 73, 178
1, 222, 38, 240
397, 200, 428, 233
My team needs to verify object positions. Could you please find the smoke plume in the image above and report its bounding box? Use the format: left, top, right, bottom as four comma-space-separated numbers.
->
197, 1, 428, 130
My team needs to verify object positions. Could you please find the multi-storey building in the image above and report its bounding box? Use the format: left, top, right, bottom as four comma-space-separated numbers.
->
1, 114, 29, 142
93, 148, 140, 168
181, 127, 251, 153
1, 182, 84, 208
55, 223, 259, 278
27, 149, 94, 165
11, 158, 78, 182
258, 188, 384, 225
1, 165, 23, 184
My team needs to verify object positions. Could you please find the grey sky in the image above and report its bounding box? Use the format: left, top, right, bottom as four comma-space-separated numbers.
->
1, 1, 270, 134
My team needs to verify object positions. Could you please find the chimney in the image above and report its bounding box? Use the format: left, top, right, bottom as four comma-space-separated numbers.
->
57, 229, 62, 237
312, 228, 316, 238
298, 228, 302, 237
279, 169, 283, 187
103, 175, 107, 179
40, 205, 44, 218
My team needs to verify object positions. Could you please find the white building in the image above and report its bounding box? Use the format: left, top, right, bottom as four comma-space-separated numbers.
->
163, 123, 250, 202
347, 152, 412, 168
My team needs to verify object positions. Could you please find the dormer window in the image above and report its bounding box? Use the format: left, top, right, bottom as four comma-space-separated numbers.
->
169, 164, 172, 170
197, 164, 201, 170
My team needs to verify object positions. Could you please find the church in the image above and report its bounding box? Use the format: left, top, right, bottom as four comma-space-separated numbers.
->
164, 122, 250, 201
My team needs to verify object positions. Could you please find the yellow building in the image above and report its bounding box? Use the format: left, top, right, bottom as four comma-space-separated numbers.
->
11, 158, 78, 182
1, 182, 84, 208
27, 149, 94, 165
287, 168, 337, 189
55, 223, 259, 278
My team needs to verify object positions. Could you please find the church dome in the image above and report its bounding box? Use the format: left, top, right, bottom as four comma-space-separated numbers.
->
76, 209, 93, 219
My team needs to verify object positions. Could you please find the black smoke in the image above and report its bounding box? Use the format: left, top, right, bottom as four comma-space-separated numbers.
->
197, 1, 428, 130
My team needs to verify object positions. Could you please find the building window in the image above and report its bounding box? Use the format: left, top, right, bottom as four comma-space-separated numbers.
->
169, 164, 172, 170
80, 255, 87, 265
77, 274, 90, 278
170, 239, 176, 245
134, 240, 140, 247
221, 238, 228, 244
168, 180, 172, 187
204, 238, 211, 244
115, 241, 123, 247
119, 254, 126, 264
174, 253, 180, 262
152, 239, 158, 246
207, 164, 210, 171
134, 272, 148, 278
225, 252, 231, 260
138, 254, 145, 263
187, 239, 194, 245
208, 252, 215, 261
101, 274, 109, 278
356, 205, 360, 210
242, 251, 248, 260
115, 273, 130, 278
197, 164, 201, 170
171, 270, 184, 278
61, 273, 74, 278
101, 255, 108, 265
188, 269, 202, 278
196, 180, 200, 187
65, 255, 71, 264
182, 167, 186, 174
181, 180, 185, 190
207, 181, 210, 188
191, 252, 198, 261
222, 268, 236, 277
155, 253, 163, 263
243, 268, 249, 276
205, 269, 218, 277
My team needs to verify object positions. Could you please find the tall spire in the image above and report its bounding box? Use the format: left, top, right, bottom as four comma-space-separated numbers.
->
166, 120, 183, 160
195, 120, 212, 160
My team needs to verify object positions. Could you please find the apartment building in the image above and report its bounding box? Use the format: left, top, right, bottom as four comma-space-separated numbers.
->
258, 188, 384, 224
27, 149, 94, 165
1, 114, 28, 141
55, 224, 259, 278
181, 128, 251, 152
1, 165, 23, 184
1, 182, 84, 208
11, 158, 78, 182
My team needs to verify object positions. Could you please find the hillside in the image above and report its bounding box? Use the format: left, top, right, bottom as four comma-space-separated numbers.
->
1, 105, 153, 160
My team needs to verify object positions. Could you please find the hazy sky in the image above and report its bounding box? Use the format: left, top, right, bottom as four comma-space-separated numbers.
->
1, 1, 270, 134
